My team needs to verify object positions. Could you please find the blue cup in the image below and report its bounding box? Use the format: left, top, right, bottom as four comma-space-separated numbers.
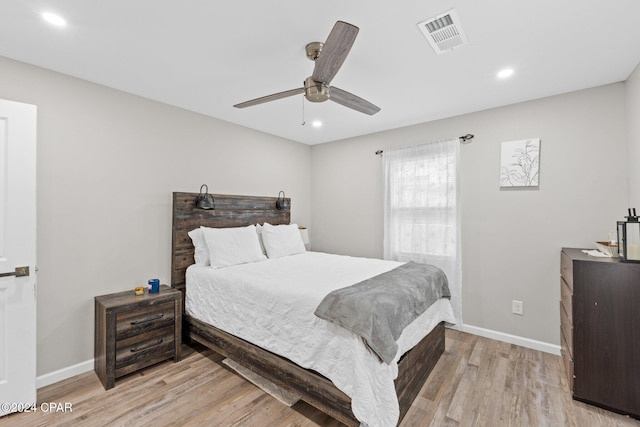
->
148, 279, 160, 293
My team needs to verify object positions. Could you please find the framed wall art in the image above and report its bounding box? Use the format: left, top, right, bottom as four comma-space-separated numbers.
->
499, 138, 540, 188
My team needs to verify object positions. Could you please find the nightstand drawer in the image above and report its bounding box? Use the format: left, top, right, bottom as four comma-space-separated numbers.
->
116, 301, 175, 339
115, 325, 175, 374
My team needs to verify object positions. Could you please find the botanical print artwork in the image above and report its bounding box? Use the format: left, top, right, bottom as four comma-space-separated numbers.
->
500, 138, 540, 188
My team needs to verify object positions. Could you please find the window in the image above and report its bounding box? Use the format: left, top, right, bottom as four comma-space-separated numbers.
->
390, 152, 456, 258
383, 139, 461, 322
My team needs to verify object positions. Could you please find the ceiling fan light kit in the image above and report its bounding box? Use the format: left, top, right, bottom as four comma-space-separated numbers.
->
234, 21, 380, 115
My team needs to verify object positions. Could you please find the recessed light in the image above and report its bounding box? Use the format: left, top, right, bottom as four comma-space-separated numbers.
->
497, 68, 514, 79
312, 120, 322, 128
41, 12, 67, 27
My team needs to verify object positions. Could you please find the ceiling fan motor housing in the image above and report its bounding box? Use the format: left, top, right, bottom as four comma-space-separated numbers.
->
304, 77, 330, 102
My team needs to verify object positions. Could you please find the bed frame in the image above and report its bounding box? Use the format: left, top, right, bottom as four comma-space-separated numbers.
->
171, 192, 445, 426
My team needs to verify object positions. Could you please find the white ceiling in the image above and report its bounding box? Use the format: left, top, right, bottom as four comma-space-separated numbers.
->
1, 1, 639, 145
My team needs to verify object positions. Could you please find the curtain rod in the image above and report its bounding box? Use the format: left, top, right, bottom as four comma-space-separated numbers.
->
375, 134, 474, 155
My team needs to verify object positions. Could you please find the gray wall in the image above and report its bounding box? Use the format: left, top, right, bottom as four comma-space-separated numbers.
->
627, 63, 640, 207
0, 56, 311, 376
311, 83, 629, 346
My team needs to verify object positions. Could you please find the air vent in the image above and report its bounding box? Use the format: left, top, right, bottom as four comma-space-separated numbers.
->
417, 9, 468, 54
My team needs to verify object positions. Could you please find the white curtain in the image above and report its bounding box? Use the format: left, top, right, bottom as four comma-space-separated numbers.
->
383, 139, 462, 323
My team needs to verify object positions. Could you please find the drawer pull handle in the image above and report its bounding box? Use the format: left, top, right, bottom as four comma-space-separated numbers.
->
130, 338, 164, 353
130, 313, 164, 325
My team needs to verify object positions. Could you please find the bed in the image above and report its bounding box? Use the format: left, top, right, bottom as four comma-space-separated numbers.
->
171, 192, 455, 426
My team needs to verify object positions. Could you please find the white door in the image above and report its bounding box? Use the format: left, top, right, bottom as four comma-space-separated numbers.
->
0, 99, 37, 416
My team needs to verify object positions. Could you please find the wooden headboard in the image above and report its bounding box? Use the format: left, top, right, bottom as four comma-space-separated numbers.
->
171, 192, 291, 290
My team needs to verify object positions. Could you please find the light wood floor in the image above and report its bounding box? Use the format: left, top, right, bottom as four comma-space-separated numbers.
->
2, 329, 638, 426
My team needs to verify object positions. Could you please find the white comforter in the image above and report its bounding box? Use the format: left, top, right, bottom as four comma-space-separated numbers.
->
186, 251, 455, 427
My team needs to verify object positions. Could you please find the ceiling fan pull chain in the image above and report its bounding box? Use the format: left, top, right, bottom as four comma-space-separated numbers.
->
301, 94, 306, 126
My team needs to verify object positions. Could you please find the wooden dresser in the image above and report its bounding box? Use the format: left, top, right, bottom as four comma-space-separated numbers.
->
560, 248, 640, 418
95, 285, 182, 389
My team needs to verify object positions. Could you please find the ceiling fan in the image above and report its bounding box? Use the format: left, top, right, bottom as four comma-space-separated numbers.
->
233, 21, 380, 115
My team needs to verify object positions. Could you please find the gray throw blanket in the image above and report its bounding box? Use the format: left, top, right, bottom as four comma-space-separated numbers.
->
314, 261, 450, 364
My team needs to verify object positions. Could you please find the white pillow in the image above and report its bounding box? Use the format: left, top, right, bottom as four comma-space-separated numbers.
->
188, 228, 210, 266
261, 223, 306, 259
202, 225, 267, 268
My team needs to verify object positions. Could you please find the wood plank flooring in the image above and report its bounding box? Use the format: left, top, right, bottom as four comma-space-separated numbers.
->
2, 329, 638, 426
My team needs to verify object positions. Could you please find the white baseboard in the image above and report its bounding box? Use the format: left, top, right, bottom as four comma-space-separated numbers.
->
450, 323, 561, 355
37, 359, 94, 389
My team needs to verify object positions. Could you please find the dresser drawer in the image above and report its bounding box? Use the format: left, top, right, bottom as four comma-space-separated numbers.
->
116, 301, 175, 339
560, 341, 574, 391
560, 251, 573, 290
560, 302, 573, 359
560, 277, 573, 323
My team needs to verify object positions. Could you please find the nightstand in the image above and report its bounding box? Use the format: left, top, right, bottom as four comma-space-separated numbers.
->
94, 285, 182, 390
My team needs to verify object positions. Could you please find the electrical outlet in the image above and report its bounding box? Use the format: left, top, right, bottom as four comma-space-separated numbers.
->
512, 300, 524, 315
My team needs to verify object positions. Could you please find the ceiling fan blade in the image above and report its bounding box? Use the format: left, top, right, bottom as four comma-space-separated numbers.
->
234, 87, 305, 108
330, 86, 380, 115
311, 21, 359, 85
